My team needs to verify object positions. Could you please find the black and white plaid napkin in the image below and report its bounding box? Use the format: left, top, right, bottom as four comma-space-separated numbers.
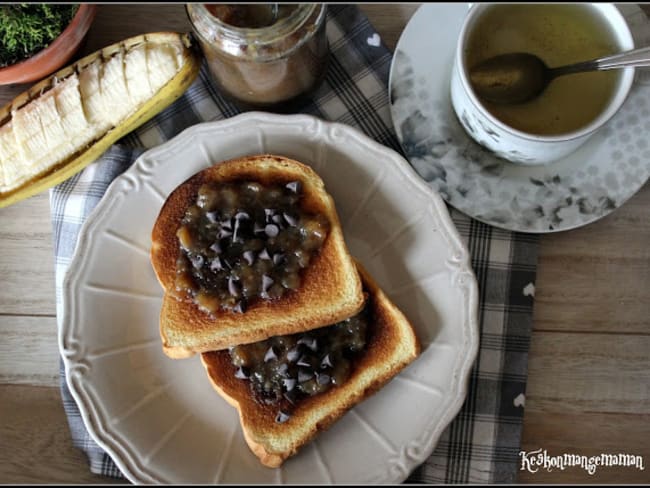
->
51, 5, 537, 483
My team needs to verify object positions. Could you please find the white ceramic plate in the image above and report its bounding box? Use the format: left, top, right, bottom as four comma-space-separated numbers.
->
59, 112, 479, 484
389, 3, 650, 233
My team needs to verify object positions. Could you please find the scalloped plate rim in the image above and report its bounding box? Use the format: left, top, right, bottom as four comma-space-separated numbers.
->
59, 112, 479, 484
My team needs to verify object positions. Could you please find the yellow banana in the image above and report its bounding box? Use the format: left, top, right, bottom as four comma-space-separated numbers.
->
0, 32, 201, 208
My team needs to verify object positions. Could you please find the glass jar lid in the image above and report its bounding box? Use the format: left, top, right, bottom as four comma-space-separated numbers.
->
187, 4, 325, 62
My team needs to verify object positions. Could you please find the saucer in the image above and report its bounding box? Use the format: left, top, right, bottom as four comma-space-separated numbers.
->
389, 3, 650, 233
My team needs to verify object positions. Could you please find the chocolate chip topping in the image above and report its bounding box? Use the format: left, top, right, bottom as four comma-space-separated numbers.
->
275, 410, 291, 423
210, 256, 223, 271
258, 248, 271, 260
283, 212, 298, 227
175, 179, 330, 315
282, 377, 296, 391
261, 274, 274, 291
217, 228, 232, 239
242, 250, 255, 266
234, 366, 250, 379
296, 356, 311, 368
320, 353, 333, 368
297, 336, 318, 351
264, 346, 278, 363
286, 181, 300, 193
317, 373, 331, 385
206, 211, 219, 223
227, 301, 369, 423
265, 223, 279, 237
233, 300, 247, 314
286, 347, 300, 363
209, 242, 222, 254
190, 254, 204, 269
228, 276, 240, 297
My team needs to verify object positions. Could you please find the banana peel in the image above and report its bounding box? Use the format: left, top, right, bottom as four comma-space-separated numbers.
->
0, 32, 201, 209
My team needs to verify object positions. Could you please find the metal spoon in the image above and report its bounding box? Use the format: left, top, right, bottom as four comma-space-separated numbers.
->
469, 46, 650, 105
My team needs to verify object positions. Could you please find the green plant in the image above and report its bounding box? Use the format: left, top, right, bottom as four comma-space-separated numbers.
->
0, 4, 79, 67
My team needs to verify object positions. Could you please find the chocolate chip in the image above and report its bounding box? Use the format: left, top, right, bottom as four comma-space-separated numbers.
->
261, 274, 274, 291
317, 373, 331, 385
277, 363, 289, 376
259, 248, 271, 260
283, 212, 298, 227
287, 348, 300, 363
228, 276, 240, 297
298, 369, 313, 383
209, 242, 222, 254
265, 224, 279, 237
286, 181, 300, 193
282, 377, 296, 391
264, 346, 277, 362
234, 366, 249, 379
242, 250, 255, 266
275, 410, 291, 423
272, 214, 284, 226
320, 353, 333, 369
233, 300, 247, 313
264, 208, 276, 221
190, 255, 204, 269
298, 336, 318, 352
235, 211, 250, 221
206, 211, 219, 223
272, 253, 285, 265
296, 356, 311, 368
210, 256, 223, 271
220, 219, 232, 230
218, 228, 232, 239
253, 222, 266, 235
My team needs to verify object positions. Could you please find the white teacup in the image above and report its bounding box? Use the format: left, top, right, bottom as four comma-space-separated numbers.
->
450, 3, 635, 166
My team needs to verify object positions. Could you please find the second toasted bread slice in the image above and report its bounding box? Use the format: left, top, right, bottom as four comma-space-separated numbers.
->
151, 154, 365, 358
200, 262, 421, 468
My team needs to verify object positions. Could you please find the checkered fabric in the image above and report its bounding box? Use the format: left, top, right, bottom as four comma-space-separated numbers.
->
51, 5, 537, 483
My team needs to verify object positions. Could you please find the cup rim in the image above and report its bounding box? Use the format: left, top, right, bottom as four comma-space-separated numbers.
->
456, 3, 636, 143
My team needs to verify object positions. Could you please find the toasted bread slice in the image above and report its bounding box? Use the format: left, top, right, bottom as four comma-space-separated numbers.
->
200, 262, 421, 468
151, 154, 365, 358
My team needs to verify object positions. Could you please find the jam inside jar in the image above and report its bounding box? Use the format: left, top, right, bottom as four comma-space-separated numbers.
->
186, 3, 329, 111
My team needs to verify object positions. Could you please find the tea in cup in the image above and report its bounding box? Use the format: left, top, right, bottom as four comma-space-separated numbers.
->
450, 3, 635, 165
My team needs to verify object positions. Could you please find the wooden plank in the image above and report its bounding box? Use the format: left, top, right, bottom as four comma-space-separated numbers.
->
0, 384, 122, 484
0, 315, 59, 387
525, 330, 650, 414
533, 185, 650, 334
359, 4, 420, 50
0, 193, 56, 316
519, 411, 650, 483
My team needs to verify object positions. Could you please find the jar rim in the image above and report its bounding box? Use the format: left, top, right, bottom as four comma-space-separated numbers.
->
188, 4, 319, 43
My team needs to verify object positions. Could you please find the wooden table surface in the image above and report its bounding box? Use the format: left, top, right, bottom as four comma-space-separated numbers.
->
0, 4, 648, 484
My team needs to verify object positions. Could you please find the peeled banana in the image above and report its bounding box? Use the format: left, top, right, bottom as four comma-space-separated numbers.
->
0, 32, 201, 208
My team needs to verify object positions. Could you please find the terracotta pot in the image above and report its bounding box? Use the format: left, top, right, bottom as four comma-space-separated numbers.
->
0, 4, 98, 85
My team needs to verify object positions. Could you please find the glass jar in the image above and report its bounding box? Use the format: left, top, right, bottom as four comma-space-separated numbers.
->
186, 4, 329, 111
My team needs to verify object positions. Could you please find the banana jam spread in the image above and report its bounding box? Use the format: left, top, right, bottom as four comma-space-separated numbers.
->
229, 302, 369, 423
174, 179, 330, 314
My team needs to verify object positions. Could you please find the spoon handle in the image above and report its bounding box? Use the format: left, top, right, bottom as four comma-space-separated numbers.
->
551, 46, 650, 77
